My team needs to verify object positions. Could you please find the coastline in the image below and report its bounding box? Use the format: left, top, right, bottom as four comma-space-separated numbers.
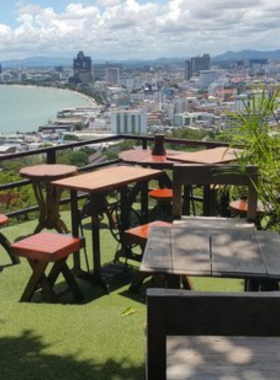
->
0, 84, 97, 133
0, 83, 97, 107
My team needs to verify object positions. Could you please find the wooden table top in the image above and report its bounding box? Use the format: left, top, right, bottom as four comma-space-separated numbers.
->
118, 149, 180, 166
51, 165, 162, 193
119, 147, 242, 167
20, 164, 77, 181
167, 335, 280, 379
167, 147, 242, 164
141, 217, 280, 280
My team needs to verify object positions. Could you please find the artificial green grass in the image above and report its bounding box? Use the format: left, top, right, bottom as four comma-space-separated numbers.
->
0, 211, 243, 379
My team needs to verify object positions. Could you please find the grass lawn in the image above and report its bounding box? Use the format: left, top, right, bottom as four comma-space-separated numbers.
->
0, 211, 244, 380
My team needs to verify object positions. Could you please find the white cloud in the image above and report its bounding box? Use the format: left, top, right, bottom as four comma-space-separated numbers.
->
0, 0, 279, 60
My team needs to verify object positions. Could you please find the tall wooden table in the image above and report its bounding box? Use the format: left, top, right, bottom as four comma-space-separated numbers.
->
51, 165, 162, 291
20, 164, 77, 234
119, 147, 242, 216
141, 218, 280, 287
119, 147, 242, 167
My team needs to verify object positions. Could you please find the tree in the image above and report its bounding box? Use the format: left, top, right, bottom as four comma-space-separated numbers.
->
222, 85, 280, 230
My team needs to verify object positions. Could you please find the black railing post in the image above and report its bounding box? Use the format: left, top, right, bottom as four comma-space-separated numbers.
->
46, 149, 56, 164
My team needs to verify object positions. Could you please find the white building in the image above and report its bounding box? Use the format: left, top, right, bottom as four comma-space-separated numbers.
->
199, 70, 224, 89
105, 68, 120, 84
111, 108, 147, 134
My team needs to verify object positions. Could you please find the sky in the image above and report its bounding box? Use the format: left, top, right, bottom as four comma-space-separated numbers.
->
0, 0, 279, 61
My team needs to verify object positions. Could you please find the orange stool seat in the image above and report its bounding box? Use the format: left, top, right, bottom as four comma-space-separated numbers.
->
0, 215, 8, 225
149, 189, 173, 202
0, 214, 20, 265
10, 232, 85, 302
125, 221, 171, 249
230, 199, 265, 214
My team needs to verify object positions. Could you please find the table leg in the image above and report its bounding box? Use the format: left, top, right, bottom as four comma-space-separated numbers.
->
71, 191, 109, 293
33, 181, 69, 234
33, 182, 47, 233
71, 190, 81, 270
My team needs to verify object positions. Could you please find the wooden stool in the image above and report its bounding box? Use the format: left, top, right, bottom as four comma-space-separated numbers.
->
0, 214, 20, 265
124, 221, 172, 290
230, 199, 267, 227
149, 189, 173, 221
10, 232, 85, 303
125, 220, 171, 250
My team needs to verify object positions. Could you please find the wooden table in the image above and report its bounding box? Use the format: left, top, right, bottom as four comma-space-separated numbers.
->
119, 147, 241, 166
167, 335, 280, 379
119, 147, 242, 216
141, 218, 280, 287
167, 147, 242, 164
20, 164, 77, 234
51, 165, 162, 291
118, 149, 181, 169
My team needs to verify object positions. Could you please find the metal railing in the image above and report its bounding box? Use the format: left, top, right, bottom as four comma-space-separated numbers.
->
0, 134, 229, 220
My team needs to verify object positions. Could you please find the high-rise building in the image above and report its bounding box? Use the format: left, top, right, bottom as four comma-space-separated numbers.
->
105, 67, 120, 84
111, 108, 147, 134
0, 63, 2, 74
190, 54, 210, 76
73, 51, 93, 84
184, 60, 191, 80
198, 70, 223, 89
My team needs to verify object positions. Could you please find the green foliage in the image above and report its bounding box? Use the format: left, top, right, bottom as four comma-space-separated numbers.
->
64, 134, 79, 141
167, 127, 207, 151
223, 85, 280, 230
57, 149, 90, 167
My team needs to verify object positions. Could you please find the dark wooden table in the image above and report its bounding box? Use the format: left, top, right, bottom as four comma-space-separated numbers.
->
52, 165, 162, 291
141, 217, 280, 287
167, 147, 242, 164
20, 164, 77, 234
119, 147, 242, 166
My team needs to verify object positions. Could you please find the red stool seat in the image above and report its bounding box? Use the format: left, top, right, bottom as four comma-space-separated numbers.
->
10, 232, 85, 302
0, 215, 8, 225
149, 189, 173, 202
124, 221, 171, 249
230, 199, 265, 214
0, 214, 20, 265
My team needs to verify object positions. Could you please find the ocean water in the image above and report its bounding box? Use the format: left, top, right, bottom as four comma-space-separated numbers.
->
0, 85, 93, 133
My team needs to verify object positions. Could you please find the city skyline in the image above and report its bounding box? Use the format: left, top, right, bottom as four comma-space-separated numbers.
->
0, 0, 279, 61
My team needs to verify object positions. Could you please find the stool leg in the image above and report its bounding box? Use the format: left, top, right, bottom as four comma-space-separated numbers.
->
0, 232, 20, 265
60, 262, 84, 301
28, 260, 58, 302
48, 259, 84, 301
20, 260, 50, 302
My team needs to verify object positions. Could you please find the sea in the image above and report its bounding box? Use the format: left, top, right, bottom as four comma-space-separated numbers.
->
0, 85, 93, 134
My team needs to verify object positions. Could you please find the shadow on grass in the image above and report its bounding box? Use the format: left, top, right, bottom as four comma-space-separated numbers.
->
0, 329, 144, 380
28, 262, 148, 306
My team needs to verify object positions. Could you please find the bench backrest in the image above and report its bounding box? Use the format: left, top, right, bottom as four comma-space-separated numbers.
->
146, 289, 280, 380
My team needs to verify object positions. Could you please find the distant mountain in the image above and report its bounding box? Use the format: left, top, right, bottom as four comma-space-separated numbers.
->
2, 49, 280, 69
2, 56, 73, 68
212, 49, 280, 61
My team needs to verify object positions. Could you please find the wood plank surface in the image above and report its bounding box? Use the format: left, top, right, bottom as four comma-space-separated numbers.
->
171, 224, 211, 276
167, 335, 280, 379
255, 230, 280, 279
51, 165, 162, 193
141, 226, 172, 273
142, 217, 280, 280
167, 147, 243, 164
20, 164, 77, 181
211, 228, 265, 278
118, 149, 178, 165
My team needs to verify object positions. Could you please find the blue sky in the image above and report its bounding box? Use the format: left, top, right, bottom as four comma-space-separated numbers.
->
0, 1, 279, 61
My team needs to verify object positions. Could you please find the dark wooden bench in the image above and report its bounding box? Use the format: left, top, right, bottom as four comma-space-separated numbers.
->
146, 289, 280, 379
